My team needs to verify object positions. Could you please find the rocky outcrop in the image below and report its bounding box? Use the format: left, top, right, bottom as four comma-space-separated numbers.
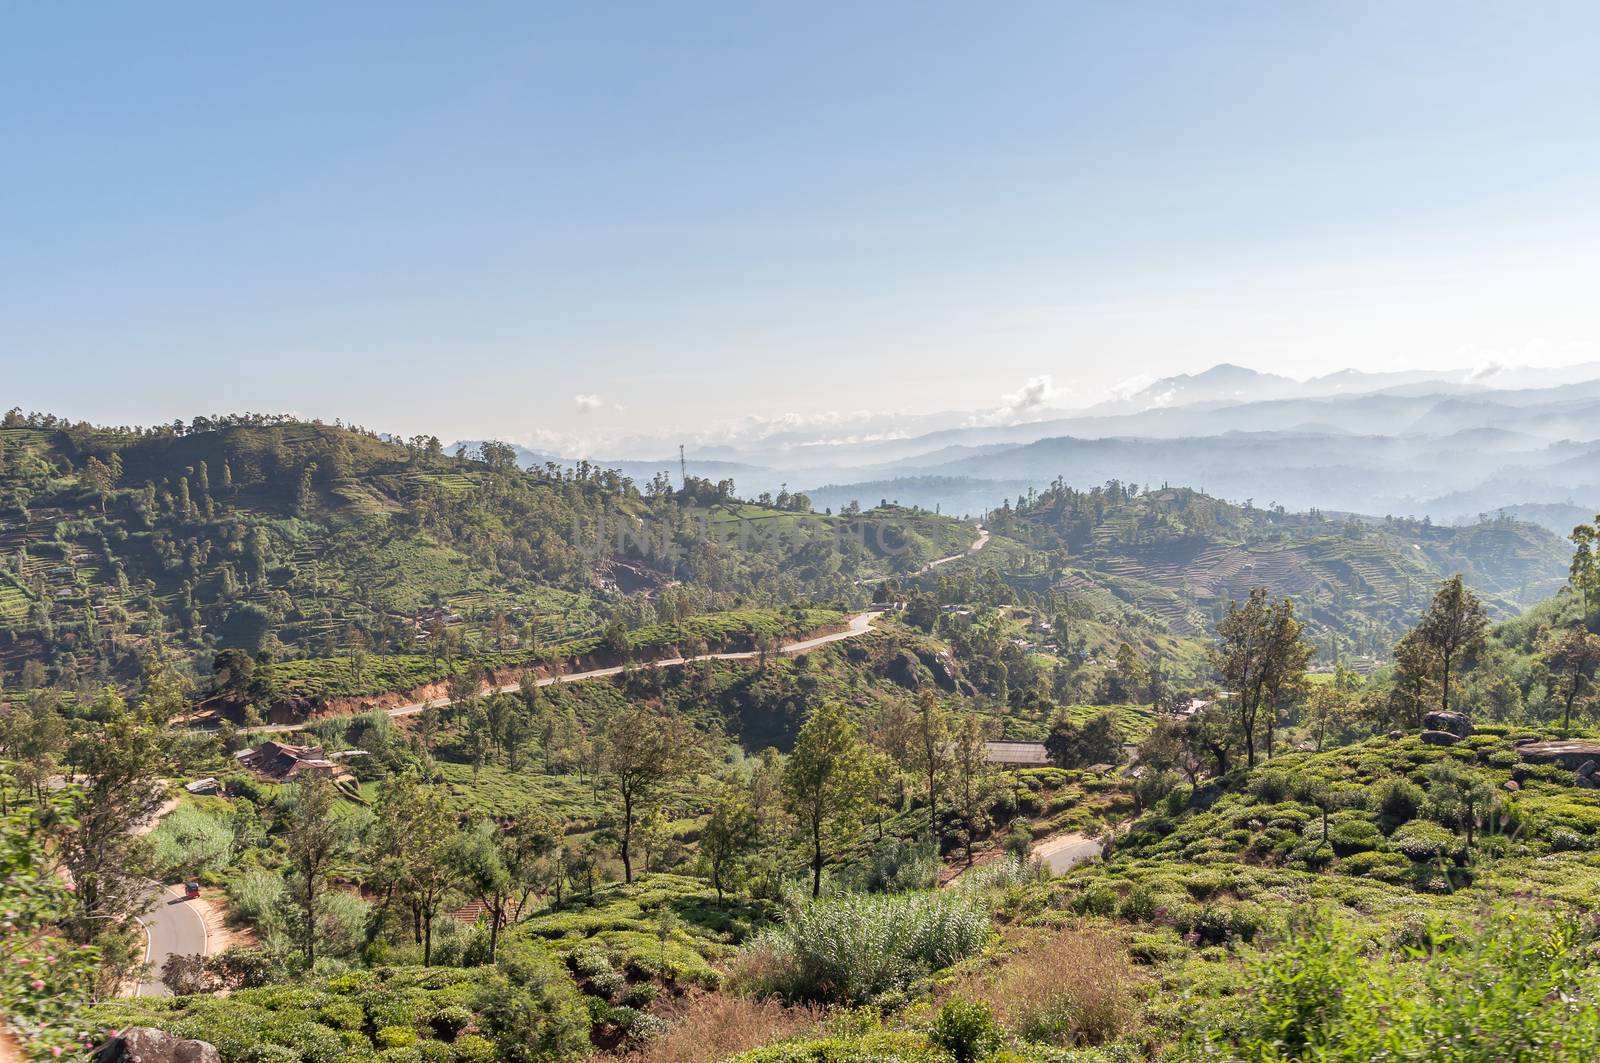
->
90, 1029, 220, 1063
1517, 740, 1600, 770
1423, 710, 1473, 739
1419, 730, 1461, 746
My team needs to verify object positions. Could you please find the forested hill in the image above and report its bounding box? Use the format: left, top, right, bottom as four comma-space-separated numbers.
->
0, 412, 973, 686
983, 480, 1571, 664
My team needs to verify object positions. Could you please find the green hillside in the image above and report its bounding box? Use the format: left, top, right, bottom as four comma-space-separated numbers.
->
985, 481, 1570, 666
0, 414, 973, 690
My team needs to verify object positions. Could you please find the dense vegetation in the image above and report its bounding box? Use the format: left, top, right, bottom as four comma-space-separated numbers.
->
5, 406, 1600, 1062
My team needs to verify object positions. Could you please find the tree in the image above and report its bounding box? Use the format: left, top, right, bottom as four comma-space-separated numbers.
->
911, 690, 950, 846
1211, 588, 1313, 767
400, 785, 459, 966
698, 785, 759, 905
1425, 761, 1499, 849
949, 713, 996, 865
783, 702, 875, 897
451, 805, 558, 961
1572, 514, 1600, 615
57, 695, 166, 944
601, 707, 702, 882
1545, 627, 1600, 733
1416, 575, 1488, 715
282, 773, 349, 969
1387, 628, 1439, 731
1045, 711, 1121, 769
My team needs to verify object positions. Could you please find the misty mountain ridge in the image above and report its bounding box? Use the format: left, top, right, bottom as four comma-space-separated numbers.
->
456, 361, 1600, 529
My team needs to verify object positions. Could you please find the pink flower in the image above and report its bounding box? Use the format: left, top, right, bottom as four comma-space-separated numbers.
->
15, 956, 28, 965
63, 883, 75, 892
30, 978, 45, 990
51, 1047, 62, 1058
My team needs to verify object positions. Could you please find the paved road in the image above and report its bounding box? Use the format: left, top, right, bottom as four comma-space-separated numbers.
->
919, 524, 991, 573
134, 883, 208, 996
1032, 832, 1103, 874
239, 610, 885, 734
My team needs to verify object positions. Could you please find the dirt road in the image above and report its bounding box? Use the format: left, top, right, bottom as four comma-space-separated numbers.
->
239, 610, 884, 734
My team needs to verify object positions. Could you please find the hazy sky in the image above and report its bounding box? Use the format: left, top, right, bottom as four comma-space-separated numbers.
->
5, 2, 1599, 453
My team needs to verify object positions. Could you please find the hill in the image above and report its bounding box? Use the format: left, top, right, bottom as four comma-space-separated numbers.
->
980, 481, 1570, 665
0, 413, 975, 689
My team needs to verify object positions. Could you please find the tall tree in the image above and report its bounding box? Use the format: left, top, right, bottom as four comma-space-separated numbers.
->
1387, 628, 1440, 731
283, 773, 349, 969
601, 707, 702, 882
1572, 514, 1600, 615
910, 690, 949, 846
57, 694, 166, 944
949, 713, 997, 865
1417, 575, 1488, 715
450, 805, 558, 961
401, 786, 459, 966
783, 702, 875, 897
1545, 626, 1600, 734
1211, 588, 1313, 767
697, 784, 759, 906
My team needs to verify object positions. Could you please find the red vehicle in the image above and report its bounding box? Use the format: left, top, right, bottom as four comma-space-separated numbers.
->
183, 880, 201, 900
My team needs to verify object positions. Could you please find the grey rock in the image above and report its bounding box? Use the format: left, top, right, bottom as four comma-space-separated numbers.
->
92, 1028, 220, 1063
1423, 710, 1474, 738
1419, 729, 1461, 746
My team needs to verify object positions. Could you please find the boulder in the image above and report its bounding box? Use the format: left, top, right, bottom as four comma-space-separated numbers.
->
881, 652, 926, 691
1388, 729, 1405, 740
1423, 710, 1474, 738
1419, 729, 1461, 746
1580, 761, 1599, 779
1578, 773, 1598, 789
1517, 740, 1600, 770
1503, 779, 1520, 792
91, 1029, 220, 1063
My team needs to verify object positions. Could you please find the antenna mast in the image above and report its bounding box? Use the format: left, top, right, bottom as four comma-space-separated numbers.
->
679, 444, 687, 489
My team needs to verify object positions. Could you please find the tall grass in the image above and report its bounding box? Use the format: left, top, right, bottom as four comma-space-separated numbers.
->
145, 804, 234, 881
738, 889, 990, 1003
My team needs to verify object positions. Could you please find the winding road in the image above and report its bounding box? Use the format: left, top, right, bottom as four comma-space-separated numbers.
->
239, 609, 885, 735
133, 883, 208, 997
919, 523, 991, 573
234, 524, 991, 737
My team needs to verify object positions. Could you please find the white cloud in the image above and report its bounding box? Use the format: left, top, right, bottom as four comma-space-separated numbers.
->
574, 393, 604, 414
962, 374, 1071, 427
1001, 374, 1060, 415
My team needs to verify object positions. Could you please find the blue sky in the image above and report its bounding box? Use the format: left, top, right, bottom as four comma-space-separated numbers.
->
4, 2, 1599, 452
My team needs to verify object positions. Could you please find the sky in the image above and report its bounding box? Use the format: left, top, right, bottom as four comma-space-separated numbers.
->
4, 2, 1600, 454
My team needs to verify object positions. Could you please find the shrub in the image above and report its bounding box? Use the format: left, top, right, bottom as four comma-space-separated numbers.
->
1205, 909, 1600, 1060
1392, 821, 1458, 861
1119, 885, 1159, 922
739, 890, 989, 1003
1252, 771, 1293, 804
960, 927, 1141, 1047
929, 999, 1003, 1063
1369, 778, 1424, 829
632, 990, 825, 1063
1327, 820, 1382, 856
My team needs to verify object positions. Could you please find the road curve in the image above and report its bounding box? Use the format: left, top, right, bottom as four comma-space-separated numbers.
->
1032, 832, 1103, 874
134, 883, 208, 996
240, 610, 884, 734
919, 523, 991, 574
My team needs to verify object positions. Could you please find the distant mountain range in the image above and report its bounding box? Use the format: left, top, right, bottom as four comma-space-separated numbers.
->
460, 362, 1600, 532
